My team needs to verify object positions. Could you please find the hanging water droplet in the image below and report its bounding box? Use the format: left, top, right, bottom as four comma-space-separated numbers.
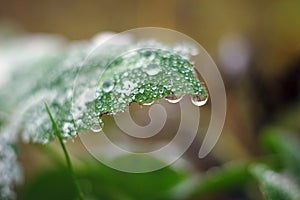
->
164, 94, 184, 103
102, 79, 114, 93
91, 118, 104, 133
143, 101, 154, 106
145, 63, 161, 76
191, 94, 208, 107
192, 67, 201, 79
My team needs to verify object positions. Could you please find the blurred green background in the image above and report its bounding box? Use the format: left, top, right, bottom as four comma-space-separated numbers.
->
1, 0, 300, 199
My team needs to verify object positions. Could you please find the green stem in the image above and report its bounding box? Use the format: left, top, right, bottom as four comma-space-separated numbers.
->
45, 103, 84, 200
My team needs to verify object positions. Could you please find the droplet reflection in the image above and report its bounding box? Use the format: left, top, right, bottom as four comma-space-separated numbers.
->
91, 118, 104, 133
191, 94, 208, 107
164, 94, 184, 104
102, 79, 114, 93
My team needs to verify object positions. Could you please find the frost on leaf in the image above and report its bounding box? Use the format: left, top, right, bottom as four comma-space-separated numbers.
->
74, 48, 207, 131
1, 31, 208, 147
0, 31, 207, 199
0, 128, 22, 200
0, 32, 65, 199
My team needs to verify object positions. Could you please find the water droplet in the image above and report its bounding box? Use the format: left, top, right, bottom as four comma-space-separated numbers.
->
144, 50, 152, 57
164, 94, 184, 103
191, 94, 208, 107
145, 63, 161, 76
102, 80, 114, 93
192, 67, 201, 79
143, 101, 154, 106
91, 118, 104, 133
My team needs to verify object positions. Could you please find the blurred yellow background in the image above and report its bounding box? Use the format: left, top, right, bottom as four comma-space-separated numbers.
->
1, 0, 300, 75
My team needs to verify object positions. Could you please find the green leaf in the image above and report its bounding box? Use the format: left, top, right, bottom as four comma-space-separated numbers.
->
0, 32, 207, 199
250, 164, 300, 200
76, 48, 207, 131
1, 33, 206, 144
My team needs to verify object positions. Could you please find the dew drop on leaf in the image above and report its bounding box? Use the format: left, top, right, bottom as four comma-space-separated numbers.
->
139, 88, 144, 93
145, 63, 161, 76
102, 79, 114, 93
191, 94, 208, 107
90, 118, 104, 133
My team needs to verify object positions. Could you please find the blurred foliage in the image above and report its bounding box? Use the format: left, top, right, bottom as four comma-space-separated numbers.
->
250, 164, 300, 200
261, 127, 300, 184
19, 155, 187, 200
18, 126, 300, 200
